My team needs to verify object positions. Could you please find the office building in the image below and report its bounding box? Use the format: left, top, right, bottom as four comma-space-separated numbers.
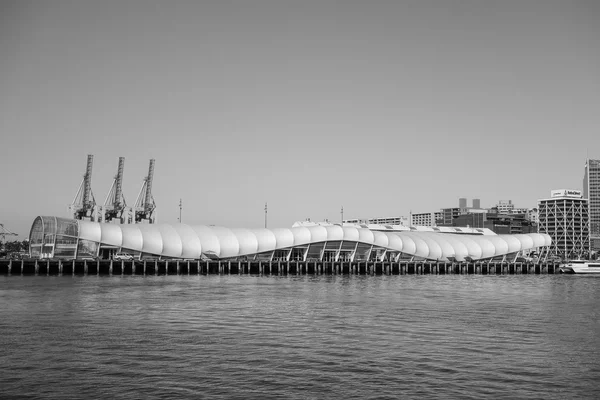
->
538, 189, 589, 259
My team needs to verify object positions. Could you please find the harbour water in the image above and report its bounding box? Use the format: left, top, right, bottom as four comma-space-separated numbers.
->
1, 275, 599, 399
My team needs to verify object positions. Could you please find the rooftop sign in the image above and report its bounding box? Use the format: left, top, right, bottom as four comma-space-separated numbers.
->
551, 189, 582, 198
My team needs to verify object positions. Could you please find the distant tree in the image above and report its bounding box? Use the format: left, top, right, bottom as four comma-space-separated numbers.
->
2, 240, 27, 254
4, 241, 20, 253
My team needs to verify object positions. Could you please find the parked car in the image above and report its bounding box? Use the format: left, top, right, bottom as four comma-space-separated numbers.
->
515, 257, 533, 263
114, 253, 134, 261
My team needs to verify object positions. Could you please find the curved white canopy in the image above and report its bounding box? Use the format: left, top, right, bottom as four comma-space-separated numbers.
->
66, 219, 550, 262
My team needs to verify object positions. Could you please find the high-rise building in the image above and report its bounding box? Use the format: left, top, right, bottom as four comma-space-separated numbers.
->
538, 189, 589, 260
459, 198, 467, 210
584, 159, 600, 251
473, 199, 481, 209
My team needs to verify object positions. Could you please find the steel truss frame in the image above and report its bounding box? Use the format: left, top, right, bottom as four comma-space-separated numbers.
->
538, 198, 589, 259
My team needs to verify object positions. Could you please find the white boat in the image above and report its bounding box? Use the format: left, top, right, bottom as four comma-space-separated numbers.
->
559, 260, 600, 274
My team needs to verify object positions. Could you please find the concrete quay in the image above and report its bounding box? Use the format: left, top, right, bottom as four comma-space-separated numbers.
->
0, 259, 561, 276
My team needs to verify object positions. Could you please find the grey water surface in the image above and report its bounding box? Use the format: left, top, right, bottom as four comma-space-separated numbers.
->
1, 275, 599, 399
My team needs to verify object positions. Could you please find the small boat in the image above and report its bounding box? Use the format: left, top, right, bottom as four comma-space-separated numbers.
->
559, 260, 600, 274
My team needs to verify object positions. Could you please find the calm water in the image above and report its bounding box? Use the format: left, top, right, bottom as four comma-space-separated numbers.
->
1, 274, 599, 399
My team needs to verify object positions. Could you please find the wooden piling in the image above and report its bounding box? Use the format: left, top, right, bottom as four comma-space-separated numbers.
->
0, 258, 570, 277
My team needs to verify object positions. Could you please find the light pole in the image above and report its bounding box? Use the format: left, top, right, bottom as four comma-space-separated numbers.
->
264, 202, 268, 229
179, 198, 182, 223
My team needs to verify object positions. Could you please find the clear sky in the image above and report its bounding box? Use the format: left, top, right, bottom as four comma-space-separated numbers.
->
1, 0, 599, 238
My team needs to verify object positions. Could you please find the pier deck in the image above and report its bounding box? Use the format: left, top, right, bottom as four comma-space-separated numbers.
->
0, 259, 561, 276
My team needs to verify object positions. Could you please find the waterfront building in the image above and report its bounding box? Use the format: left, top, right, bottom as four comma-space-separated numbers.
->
343, 216, 409, 226
583, 159, 600, 251
29, 216, 551, 263
451, 213, 486, 229
449, 198, 486, 217
439, 197, 487, 228
442, 210, 535, 235
483, 213, 537, 235
439, 207, 460, 225
497, 200, 515, 214
410, 212, 430, 226
410, 212, 442, 227
434, 211, 443, 224
538, 189, 589, 260
526, 208, 539, 224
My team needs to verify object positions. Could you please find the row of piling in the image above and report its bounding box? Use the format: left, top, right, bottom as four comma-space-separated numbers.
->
0, 259, 560, 276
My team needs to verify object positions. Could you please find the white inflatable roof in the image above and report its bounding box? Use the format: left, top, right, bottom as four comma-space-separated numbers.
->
74, 220, 550, 262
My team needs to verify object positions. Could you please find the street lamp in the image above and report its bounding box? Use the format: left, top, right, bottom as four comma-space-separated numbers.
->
178, 198, 182, 223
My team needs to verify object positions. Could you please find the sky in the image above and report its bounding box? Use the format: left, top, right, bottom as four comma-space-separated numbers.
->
1, 0, 599, 238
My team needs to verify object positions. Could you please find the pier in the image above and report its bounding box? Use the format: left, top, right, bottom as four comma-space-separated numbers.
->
0, 259, 561, 276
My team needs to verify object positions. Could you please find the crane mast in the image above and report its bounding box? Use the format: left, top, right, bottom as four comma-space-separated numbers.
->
134, 159, 156, 223
83, 154, 93, 209
144, 158, 154, 214
114, 157, 125, 210
69, 154, 98, 221
68, 155, 158, 225
101, 157, 131, 224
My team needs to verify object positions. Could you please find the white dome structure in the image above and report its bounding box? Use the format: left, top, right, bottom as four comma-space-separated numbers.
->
29, 216, 551, 262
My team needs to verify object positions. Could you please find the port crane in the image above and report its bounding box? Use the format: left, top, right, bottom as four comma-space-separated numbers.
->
0, 223, 18, 254
100, 157, 132, 224
69, 154, 98, 221
0, 223, 18, 242
134, 159, 156, 223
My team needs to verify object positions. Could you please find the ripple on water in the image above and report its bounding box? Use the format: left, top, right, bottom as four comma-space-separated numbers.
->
1, 275, 599, 399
